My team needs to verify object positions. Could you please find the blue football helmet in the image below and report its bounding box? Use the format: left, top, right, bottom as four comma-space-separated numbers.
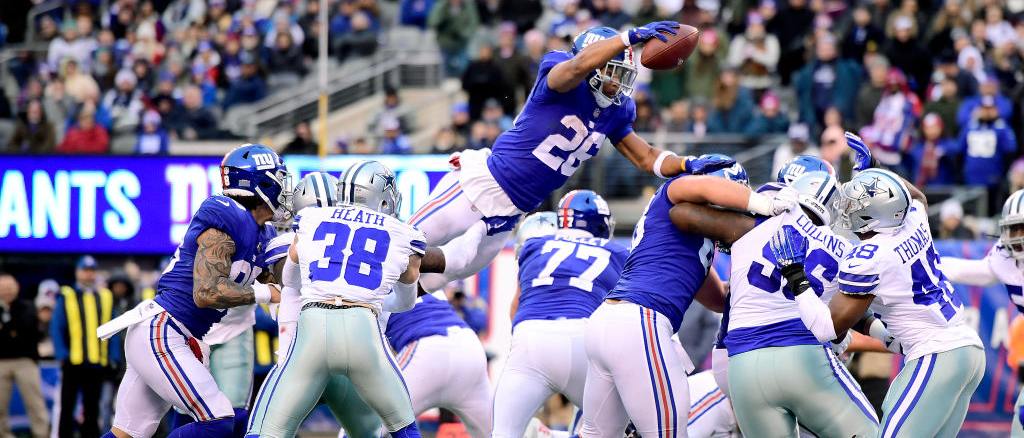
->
704, 154, 749, 186
777, 155, 836, 185
556, 190, 614, 239
220, 143, 291, 222
572, 26, 637, 108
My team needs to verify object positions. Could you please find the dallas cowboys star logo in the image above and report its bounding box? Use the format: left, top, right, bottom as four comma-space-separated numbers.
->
861, 176, 885, 197
376, 172, 396, 192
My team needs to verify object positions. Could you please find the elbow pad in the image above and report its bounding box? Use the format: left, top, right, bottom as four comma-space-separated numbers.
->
384, 281, 417, 312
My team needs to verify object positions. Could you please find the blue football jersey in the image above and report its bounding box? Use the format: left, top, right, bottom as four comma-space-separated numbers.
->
155, 196, 275, 338
514, 232, 629, 328
385, 291, 469, 352
487, 51, 636, 212
606, 177, 715, 331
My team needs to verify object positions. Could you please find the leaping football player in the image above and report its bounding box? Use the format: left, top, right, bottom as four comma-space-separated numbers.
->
98, 144, 289, 438
411, 23, 735, 291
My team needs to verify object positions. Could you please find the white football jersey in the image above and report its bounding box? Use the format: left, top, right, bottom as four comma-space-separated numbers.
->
837, 200, 982, 361
729, 209, 851, 331
293, 204, 426, 310
986, 244, 1024, 309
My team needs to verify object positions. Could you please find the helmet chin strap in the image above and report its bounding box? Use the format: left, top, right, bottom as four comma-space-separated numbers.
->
592, 89, 614, 108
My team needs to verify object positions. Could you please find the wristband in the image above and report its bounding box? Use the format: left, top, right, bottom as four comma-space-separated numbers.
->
652, 150, 675, 179
780, 263, 811, 296
253, 282, 272, 304
620, 31, 632, 47
746, 192, 773, 216
868, 318, 890, 341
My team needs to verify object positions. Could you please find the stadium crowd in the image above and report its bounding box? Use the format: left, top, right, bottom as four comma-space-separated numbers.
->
3, 0, 1024, 435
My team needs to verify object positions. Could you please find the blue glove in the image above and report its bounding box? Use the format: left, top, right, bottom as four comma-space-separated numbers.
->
684, 154, 735, 175
625, 21, 679, 45
845, 131, 873, 171
769, 225, 808, 267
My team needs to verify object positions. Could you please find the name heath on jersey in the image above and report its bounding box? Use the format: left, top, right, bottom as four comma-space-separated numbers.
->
331, 207, 388, 227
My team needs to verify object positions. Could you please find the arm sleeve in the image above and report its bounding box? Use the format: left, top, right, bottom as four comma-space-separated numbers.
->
941, 256, 999, 286
795, 293, 837, 342
440, 221, 486, 278
263, 233, 294, 266
277, 257, 303, 324
51, 296, 68, 362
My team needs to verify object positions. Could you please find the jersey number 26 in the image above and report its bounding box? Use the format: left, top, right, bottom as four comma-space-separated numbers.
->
534, 115, 605, 176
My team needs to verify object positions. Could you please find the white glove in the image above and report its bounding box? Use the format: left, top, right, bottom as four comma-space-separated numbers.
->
830, 331, 853, 356
747, 187, 798, 216
869, 318, 904, 354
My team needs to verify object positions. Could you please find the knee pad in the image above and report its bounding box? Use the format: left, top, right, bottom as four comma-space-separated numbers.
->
168, 416, 234, 438
389, 422, 422, 438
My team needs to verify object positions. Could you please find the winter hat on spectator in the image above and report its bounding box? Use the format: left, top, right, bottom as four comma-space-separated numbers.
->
143, 110, 162, 127
36, 279, 59, 309
115, 69, 137, 87
760, 93, 779, 111
788, 124, 810, 142
894, 15, 914, 32
381, 116, 400, 133
940, 199, 964, 222
922, 112, 943, 130
981, 95, 996, 107
696, 0, 720, 13
452, 102, 469, 116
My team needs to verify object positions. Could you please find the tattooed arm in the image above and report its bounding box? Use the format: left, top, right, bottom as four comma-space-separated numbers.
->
193, 228, 258, 308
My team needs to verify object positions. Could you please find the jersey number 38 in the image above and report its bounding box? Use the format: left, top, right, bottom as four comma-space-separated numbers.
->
309, 222, 391, 290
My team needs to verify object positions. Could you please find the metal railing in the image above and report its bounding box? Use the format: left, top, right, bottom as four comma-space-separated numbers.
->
225, 48, 441, 138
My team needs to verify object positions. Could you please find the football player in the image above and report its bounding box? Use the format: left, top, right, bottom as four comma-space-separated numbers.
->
249, 171, 384, 438
578, 161, 796, 438
411, 23, 735, 291
247, 160, 425, 438
940, 189, 1024, 436
98, 144, 288, 438
672, 171, 879, 436
775, 166, 984, 437
381, 287, 492, 438
492, 190, 629, 438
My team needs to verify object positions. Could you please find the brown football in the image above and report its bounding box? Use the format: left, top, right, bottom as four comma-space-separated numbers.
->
640, 24, 700, 70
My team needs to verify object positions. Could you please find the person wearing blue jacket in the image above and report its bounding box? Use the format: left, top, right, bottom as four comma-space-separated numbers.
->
794, 34, 862, 132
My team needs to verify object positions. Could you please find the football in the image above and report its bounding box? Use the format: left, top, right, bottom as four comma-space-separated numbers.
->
640, 24, 701, 70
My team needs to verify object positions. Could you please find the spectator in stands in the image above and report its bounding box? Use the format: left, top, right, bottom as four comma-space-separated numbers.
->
499, 0, 543, 34
983, 5, 1016, 49
684, 28, 723, 101
884, 0, 924, 38
727, 13, 779, 95
1010, 159, 1024, 194
267, 32, 306, 89
283, 121, 319, 155
861, 68, 921, 175
48, 19, 94, 73
841, 5, 884, 63
958, 76, 1013, 129
924, 76, 960, 139
481, 99, 513, 132
664, 99, 691, 132
937, 199, 974, 239
372, 87, 412, 135
495, 23, 532, 108
450, 102, 471, 142
103, 69, 145, 153
429, 0, 479, 77
0, 273, 47, 438
223, 52, 267, 110
448, 285, 487, 335
58, 103, 109, 154
134, 110, 169, 155
957, 46, 987, 94
36, 279, 58, 358
855, 55, 889, 130
772, 123, 818, 177
771, 0, 815, 84
431, 126, 466, 154
177, 86, 219, 140
462, 44, 512, 121
708, 69, 753, 134
62, 58, 101, 104
925, 1, 969, 55
884, 16, 932, 97
8, 100, 56, 153
522, 29, 547, 88
379, 117, 412, 154
908, 113, 958, 187
633, 91, 660, 132
599, 0, 633, 30
795, 34, 861, 132
335, 11, 379, 62
958, 95, 1017, 197
467, 121, 492, 150
745, 92, 788, 136
820, 126, 854, 179
687, 100, 710, 137
400, 0, 435, 28
92, 48, 117, 92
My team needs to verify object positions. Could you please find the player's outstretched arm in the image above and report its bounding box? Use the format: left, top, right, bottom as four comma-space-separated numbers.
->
898, 175, 928, 208
668, 175, 795, 216
615, 133, 686, 178
547, 36, 629, 92
193, 228, 280, 308
941, 256, 998, 286
668, 202, 756, 246
386, 255, 423, 312
828, 293, 874, 341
